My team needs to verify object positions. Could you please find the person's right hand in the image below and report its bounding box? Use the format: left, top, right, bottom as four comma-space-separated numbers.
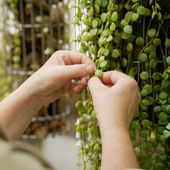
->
88, 71, 141, 134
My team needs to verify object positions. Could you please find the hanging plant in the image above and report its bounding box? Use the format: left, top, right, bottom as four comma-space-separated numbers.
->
74, 0, 170, 169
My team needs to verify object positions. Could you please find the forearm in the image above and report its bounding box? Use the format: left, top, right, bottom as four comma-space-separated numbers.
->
0, 85, 42, 140
101, 126, 139, 170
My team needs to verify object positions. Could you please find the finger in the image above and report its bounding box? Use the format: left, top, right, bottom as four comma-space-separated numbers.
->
72, 83, 86, 93
58, 64, 94, 81
61, 50, 93, 64
101, 71, 134, 85
81, 76, 90, 85
88, 77, 106, 96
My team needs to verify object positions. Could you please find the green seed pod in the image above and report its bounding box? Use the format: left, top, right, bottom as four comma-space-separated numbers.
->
93, 143, 101, 152
153, 38, 161, 46
159, 112, 168, 122
140, 71, 150, 81
121, 58, 128, 67
138, 53, 148, 62
141, 112, 148, 119
166, 56, 170, 65
13, 55, 20, 63
153, 106, 162, 113
99, 56, 105, 62
123, 25, 133, 34
149, 59, 157, 69
161, 105, 167, 113
101, 13, 107, 22
142, 96, 154, 106
142, 119, 151, 128
106, 12, 111, 21
95, 70, 103, 77
137, 6, 150, 16
166, 105, 170, 113
143, 84, 152, 94
137, 6, 146, 15
147, 28, 156, 38
112, 49, 121, 58
131, 13, 139, 22
120, 19, 128, 26
149, 51, 157, 60
110, 22, 116, 31
152, 72, 162, 81
94, 4, 100, 14
111, 11, 118, 22
101, 0, 108, 7
14, 47, 21, 55
100, 60, 108, 69
165, 39, 170, 48
95, 0, 102, 6
125, 11, 133, 22
131, 121, 138, 129
102, 29, 111, 37
159, 92, 168, 100
14, 38, 21, 46
83, 18, 92, 26
88, 7, 94, 16
141, 89, 149, 97
121, 32, 131, 39
127, 43, 133, 52
90, 28, 98, 36
136, 37, 145, 46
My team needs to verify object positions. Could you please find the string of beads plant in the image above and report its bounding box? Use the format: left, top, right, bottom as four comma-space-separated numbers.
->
74, 0, 170, 170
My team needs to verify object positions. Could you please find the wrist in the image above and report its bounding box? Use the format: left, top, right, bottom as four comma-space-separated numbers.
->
15, 84, 42, 112
100, 123, 129, 140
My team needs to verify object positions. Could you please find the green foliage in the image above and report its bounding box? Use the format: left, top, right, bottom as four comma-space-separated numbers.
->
74, 0, 170, 169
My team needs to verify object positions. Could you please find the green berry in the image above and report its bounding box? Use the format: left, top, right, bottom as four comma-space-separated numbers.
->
140, 71, 150, 80
101, 13, 107, 22
112, 49, 121, 58
159, 92, 168, 100
121, 19, 128, 26
147, 28, 156, 38
138, 53, 148, 62
123, 25, 133, 34
166, 56, 170, 65
153, 38, 161, 46
111, 12, 118, 22
136, 37, 145, 46
127, 43, 133, 51
110, 22, 116, 31
95, 70, 103, 77
131, 13, 139, 21
142, 119, 151, 127
159, 112, 168, 122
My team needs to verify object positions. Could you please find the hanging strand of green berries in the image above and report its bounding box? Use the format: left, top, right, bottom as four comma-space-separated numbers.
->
74, 0, 170, 169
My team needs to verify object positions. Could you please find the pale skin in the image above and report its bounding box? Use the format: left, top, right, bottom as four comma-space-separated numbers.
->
0, 50, 140, 170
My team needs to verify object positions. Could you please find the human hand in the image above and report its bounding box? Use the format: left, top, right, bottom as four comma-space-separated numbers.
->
88, 71, 140, 134
20, 50, 95, 107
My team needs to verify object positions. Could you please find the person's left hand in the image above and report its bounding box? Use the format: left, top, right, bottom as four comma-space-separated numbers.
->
20, 50, 95, 107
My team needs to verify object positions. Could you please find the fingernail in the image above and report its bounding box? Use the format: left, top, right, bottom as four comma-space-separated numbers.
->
86, 65, 94, 74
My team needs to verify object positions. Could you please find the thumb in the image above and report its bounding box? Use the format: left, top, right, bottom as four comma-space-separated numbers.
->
88, 77, 106, 97
59, 64, 94, 81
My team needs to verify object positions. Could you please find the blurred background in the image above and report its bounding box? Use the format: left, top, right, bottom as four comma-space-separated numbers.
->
0, 0, 79, 169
